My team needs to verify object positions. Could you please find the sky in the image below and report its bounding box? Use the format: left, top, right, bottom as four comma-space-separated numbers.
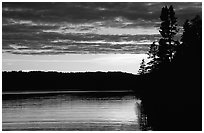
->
2, 2, 202, 74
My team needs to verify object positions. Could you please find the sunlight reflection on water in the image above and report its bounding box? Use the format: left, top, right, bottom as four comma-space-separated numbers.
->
3, 92, 142, 131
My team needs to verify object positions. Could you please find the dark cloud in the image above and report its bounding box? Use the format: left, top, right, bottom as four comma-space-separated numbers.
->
2, 2, 201, 55
3, 32, 156, 54
3, 2, 201, 22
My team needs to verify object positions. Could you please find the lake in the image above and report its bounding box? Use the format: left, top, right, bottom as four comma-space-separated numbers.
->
2, 91, 146, 131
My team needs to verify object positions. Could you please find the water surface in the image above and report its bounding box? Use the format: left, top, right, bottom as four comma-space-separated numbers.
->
3, 91, 142, 131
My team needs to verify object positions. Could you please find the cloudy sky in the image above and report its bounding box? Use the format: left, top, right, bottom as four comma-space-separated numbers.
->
2, 2, 202, 74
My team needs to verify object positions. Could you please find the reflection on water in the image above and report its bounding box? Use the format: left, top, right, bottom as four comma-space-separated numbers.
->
3, 92, 143, 131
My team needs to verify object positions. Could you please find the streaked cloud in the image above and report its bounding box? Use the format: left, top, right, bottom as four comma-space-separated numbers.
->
2, 2, 201, 55
3, 37, 151, 54
2, 7, 33, 12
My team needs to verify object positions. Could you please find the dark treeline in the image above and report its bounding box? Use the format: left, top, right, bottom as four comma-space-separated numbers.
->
137, 6, 202, 131
2, 71, 142, 93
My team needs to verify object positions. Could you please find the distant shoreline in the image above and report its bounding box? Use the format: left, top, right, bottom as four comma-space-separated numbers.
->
2, 90, 134, 95
3, 71, 140, 93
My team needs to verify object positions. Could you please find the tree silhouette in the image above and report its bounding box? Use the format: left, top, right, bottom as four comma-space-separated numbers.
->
146, 41, 159, 72
138, 59, 147, 75
137, 6, 202, 130
181, 15, 201, 50
174, 15, 202, 70
145, 5, 179, 73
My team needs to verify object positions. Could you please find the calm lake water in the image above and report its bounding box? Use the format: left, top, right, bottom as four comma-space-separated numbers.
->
2, 91, 145, 131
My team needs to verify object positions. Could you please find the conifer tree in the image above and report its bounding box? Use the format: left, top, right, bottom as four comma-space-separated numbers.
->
175, 15, 202, 67
138, 59, 147, 75
146, 5, 179, 73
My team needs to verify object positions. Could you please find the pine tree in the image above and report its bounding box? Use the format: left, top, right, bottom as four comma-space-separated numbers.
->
175, 15, 202, 68
159, 5, 178, 62
181, 15, 202, 47
138, 59, 147, 75
146, 41, 159, 72
147, 5, 179, 73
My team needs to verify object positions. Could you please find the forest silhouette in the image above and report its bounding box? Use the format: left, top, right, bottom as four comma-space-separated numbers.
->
137, 5, 202, 131
2, 5, 202, 131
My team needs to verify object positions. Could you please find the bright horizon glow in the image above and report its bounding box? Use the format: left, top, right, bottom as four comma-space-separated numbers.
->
43, 26, 159, 35
2, 53, 148, 75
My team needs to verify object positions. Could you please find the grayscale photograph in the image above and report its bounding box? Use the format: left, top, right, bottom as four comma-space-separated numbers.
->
2, 2, 202, 131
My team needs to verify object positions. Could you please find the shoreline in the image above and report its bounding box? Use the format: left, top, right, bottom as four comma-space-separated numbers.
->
2, 90, 134, 95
